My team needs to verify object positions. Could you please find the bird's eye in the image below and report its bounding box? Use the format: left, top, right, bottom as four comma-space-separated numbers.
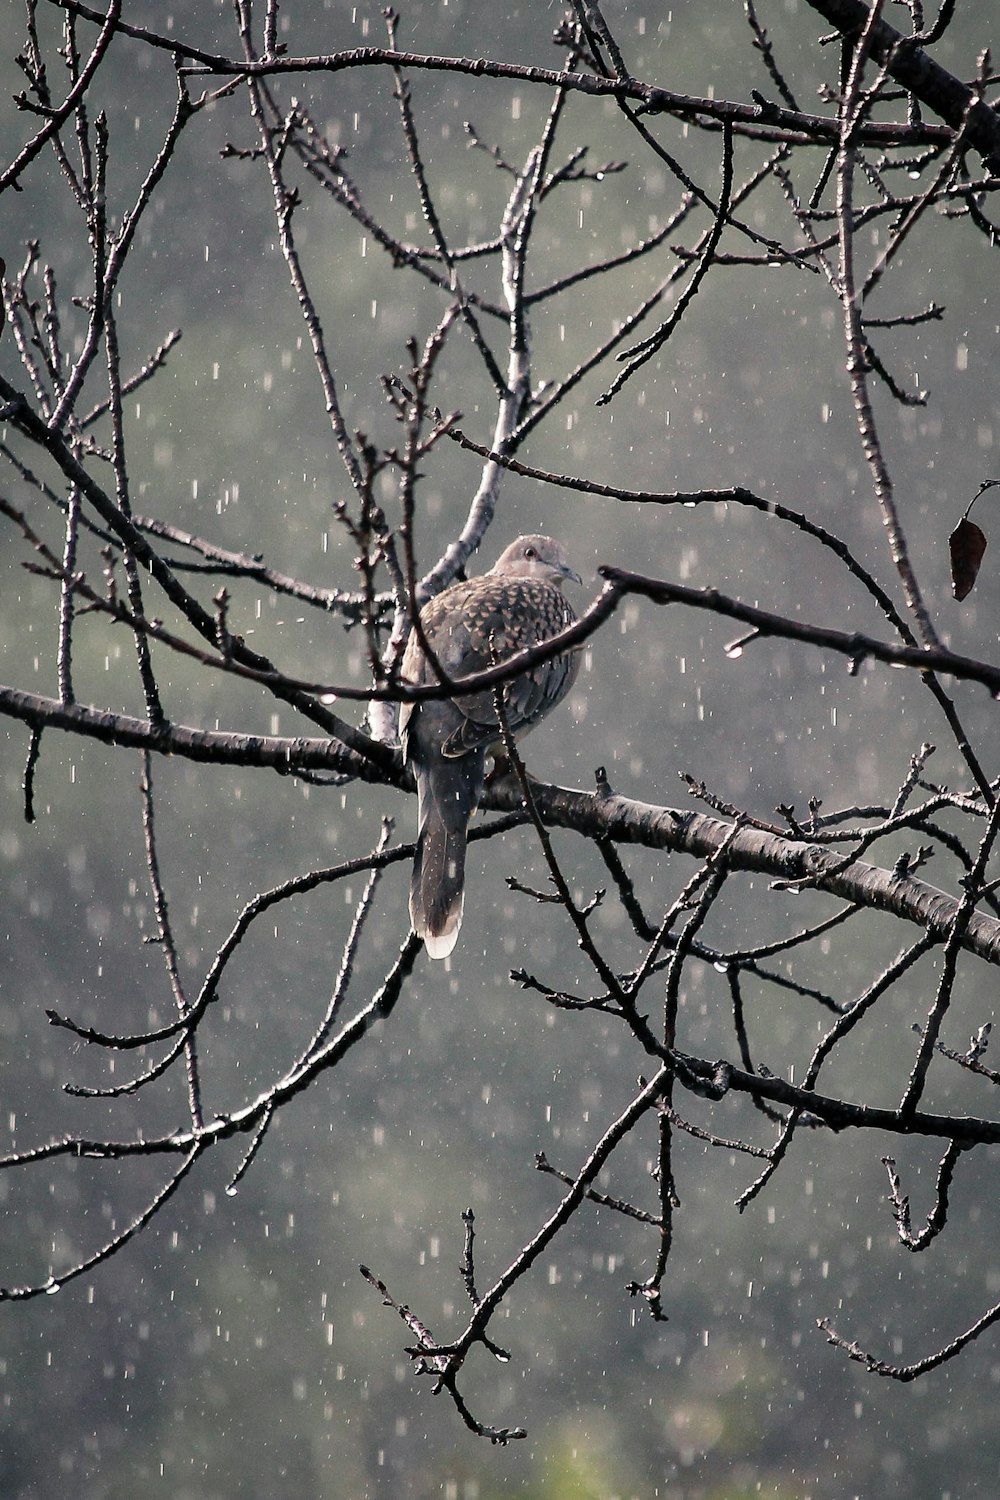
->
524, 546, 537, 559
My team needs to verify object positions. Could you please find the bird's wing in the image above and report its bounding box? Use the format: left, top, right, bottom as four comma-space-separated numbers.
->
432, 577, 578, 755
402, 575, 578, 757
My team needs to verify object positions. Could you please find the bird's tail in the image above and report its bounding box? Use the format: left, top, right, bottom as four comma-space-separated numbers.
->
410, 751, 483, 959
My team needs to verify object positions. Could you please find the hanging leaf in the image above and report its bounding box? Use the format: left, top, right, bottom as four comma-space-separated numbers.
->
950, 480, 1000, 601
950, 516, 987, 601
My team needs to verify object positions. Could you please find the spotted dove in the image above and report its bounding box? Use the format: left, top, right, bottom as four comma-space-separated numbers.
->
401, 535, 582, 959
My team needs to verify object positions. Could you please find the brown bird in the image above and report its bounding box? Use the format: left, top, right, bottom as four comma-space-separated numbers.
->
401, 534, 582, 958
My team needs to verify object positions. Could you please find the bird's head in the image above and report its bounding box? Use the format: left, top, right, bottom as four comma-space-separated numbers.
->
489, 534, 582, 588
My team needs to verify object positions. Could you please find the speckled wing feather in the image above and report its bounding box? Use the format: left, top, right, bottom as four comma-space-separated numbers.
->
409, 575, 580, 756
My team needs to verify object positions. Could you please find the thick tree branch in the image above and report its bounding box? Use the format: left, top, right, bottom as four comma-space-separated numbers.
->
43, 1, 968, 156
803, 0, 1000, 172
598, 567, 1000, 698
485, 779, 1000, 965
0, 684, 392, 784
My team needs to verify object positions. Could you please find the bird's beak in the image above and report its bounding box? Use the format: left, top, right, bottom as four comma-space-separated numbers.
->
560, 562, 583, 586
